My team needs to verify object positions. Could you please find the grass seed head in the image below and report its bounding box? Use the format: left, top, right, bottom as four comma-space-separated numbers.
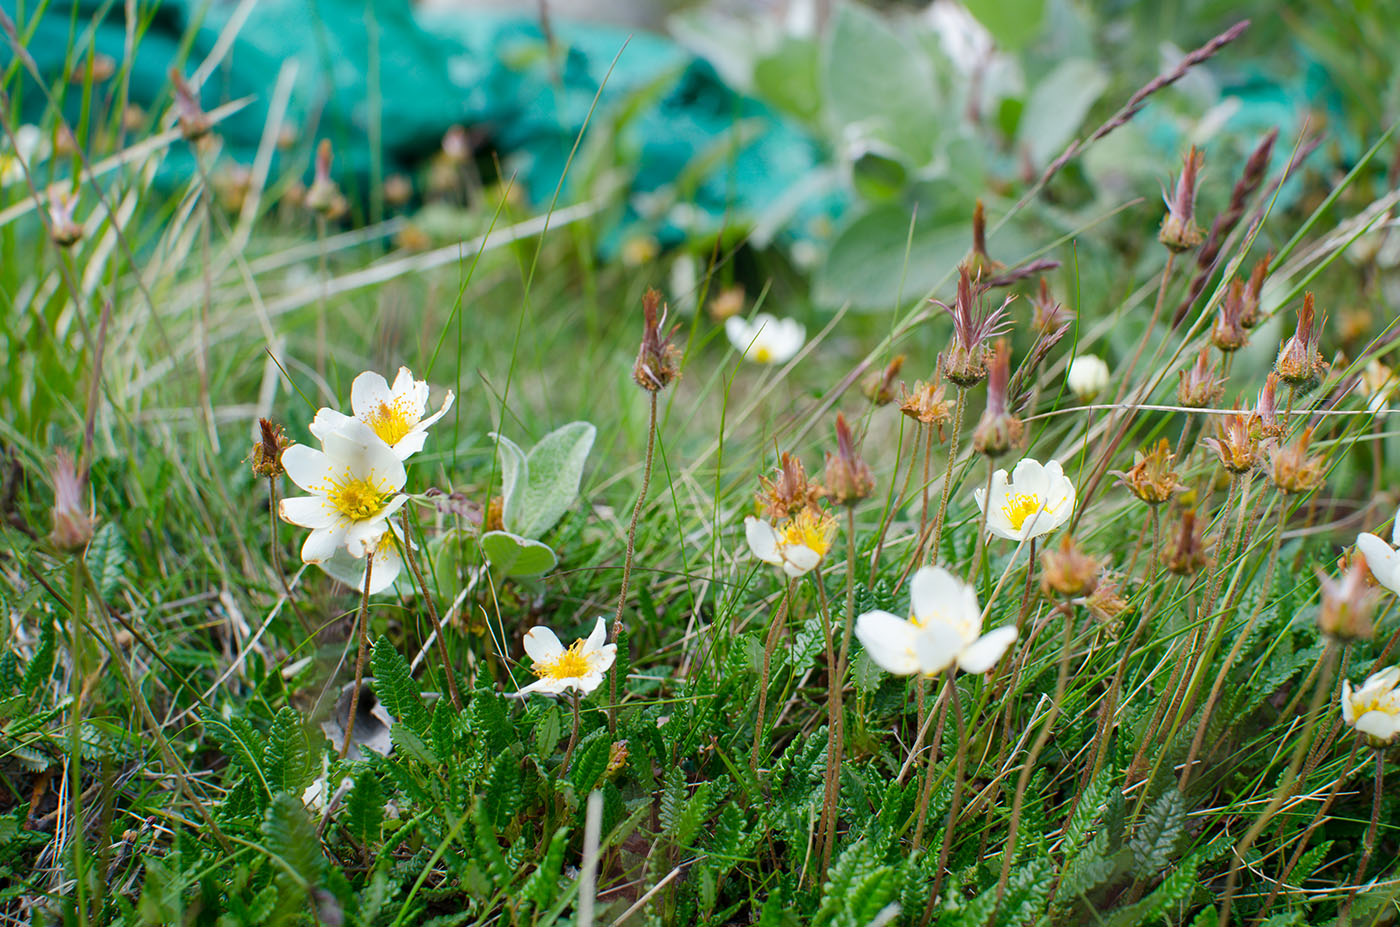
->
169, 68, 212, 141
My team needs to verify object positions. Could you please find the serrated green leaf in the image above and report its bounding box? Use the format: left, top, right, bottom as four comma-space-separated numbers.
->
21, 616, 55, 699
480, 530, 557, 578
261, 793, 325, 916
390, 723, 438, 764
370, 637, 430, 735
343, 773, 384, 849
481, 751, 523, 828
569, 732, 612, 795
85, 523, 127, 603
263, 708, 312, 797
851, 649, 883, 695
534, 704, 563, 757
1130, 788, 1185, 875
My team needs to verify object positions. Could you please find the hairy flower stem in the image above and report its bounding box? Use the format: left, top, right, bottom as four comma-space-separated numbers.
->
341, 557, 375, 759
869, 422, 914, 583
1340, 751, 1383, 924
1217, 641, 1338, 927
922, 674, 966, 922
1178, 500, 1287, 789
401, 510, 462, 710
1252, 736, 1364, 924
609, 390, 658, 733
561, 692, 582, 774
750, 579, 794, 781
997, 605, 1074, 916
927, 390, 967, 569
815, 568, 839, 872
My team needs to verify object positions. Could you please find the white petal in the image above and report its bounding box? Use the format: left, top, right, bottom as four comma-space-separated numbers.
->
1357, 533, 1400, 594
523, 627, 564, 663
390, 431, 430, 460
301, 525, 343, 564
855, 611, 922, 675
957, 626, 1017, 673
572, 671, 605, 695
350, 371, 393, 417
583, 617, 609, 653
725, 317, 753, 353
1392, 505, 1400, 546
1341, 679, 1356, 723
910, 567, 974, 626
912, 623, 964, 676
745, 516, 782, 565
770, 320, 805, 362
279, 495, 337, 529
782, 544, 821, 575
587, 644, 617, 676
281, 445, 332, 495
1010, 458, 1049, 500
309, 408, 357, 443
1355, 710, 1400, 741
515, 678, 559, 697
418, 390, 455, 430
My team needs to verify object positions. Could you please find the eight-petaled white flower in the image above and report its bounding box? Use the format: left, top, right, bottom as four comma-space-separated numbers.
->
1341, 665, 1400, 747
517, 617, 617, 697
855, 566, 1016, 676
317, 523, 409, 595
975, 457, 1075, 543
279, 423, 407, 563
725, 313, 805, 365
311, 367, 454, 460
745, 508, 836, 578
1356, 505, 1400, 595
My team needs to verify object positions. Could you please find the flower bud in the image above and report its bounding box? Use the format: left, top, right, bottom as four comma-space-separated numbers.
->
862, 355, 905, 406
1040, 535, 1101, 598
633, 288, 681, 392
1086, 577, 1129, 629
971, 340, 1024, 458
824, 413, 874, 506
966, 199, 1003, 280
169, 68, 212, 141
1275, 292, 1327, 388
1249, 373, 1286, 441
1066, 355, 1109, 403
1177, 347, 1225, 409
1111, 438, 1184, 506
49, 449, 95, 552
1240, 254, 1269, 329
249, 418, 293, 479
939, 263, 1012, 388
305, 139, 345, 218
1317, 556, 1379, 642
707, 286, 746, 322
1159, 146, 1204, 252
1030, 278, 1075, 337
1210, 279, 1250, 352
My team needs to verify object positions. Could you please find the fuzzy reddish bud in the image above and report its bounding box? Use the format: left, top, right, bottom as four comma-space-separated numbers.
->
1177, 346, 1226, 408
633, 288, 682, 392
49, 449, 95, 552
971, 339, 1024, 458
823, 413, 874, 506
862, 355, 905, 406
1275, 292, 1327, 388
1159, 146, 1205, 252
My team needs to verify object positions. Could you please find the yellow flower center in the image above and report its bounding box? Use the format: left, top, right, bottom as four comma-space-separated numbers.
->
753, 344, 774, 363
364, 397, 418, 446
536, 641, 592, 680
327, 471, 391, 520
1001, 492, 1045, 531
779, 508, 836, 557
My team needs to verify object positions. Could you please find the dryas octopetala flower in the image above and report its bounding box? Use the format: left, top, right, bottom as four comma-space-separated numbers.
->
1066, 355, 1109, 403
757, 452, 823, 521
725, 313, 804, 365
1356, 505, 1400, 595
745, 506, 837, 578
1341, 666, 1400, 747
516, 617, 617, 697
855, 566, 1016, 676
311, 367, 454, 461
974, 457, 1075, 543
899, 377, 954, 438
0, 125, 42, 186
318, 524, 407, 595
279, 423, 408, 563
1268, 426, 1325, 495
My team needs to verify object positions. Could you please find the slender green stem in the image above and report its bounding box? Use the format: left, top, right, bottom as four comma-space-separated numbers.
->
562, 692, 582, 774
341, 556, 375, 759
67, 557, 90, 927
400, 510, 462, 710
609, 389, 658, 732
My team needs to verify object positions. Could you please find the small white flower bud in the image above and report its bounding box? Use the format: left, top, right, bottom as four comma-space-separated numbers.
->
1066, 355, 1110, 402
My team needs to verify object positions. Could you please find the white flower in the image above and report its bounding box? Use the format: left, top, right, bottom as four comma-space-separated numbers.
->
0, 125, 42, 186
1356, 505, 1400, 594
1066, 355, 1110, 402
311, 367, 454, 460
516, 617, 617, 697
855, 566, 1016, 676
745, 509, 836, 578
279, 423, 407, 563
317, 523, 409, 595
1341, 666, 1400, 745
975, 457, 1075, 543
725, 313, 805, 365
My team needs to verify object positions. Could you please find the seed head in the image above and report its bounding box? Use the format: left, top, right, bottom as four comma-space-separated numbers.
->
1158, 146, 1205, 252
1086, 576, 1130, 629
938, 263, 1013, 388
1210, 279, 1250, 352
633, 288, 682, 392
1317, 556, 1379, 642
1112, 438, 1185, 506
1030, 278, 1075, 337
823, 413, 874, 506
1269, 426, 1325, 494
1040, 535, 1101, 598
1162, 509, 1211, 575
1201, 410, 1258, 474
1249, 373, 1286, 441
49, 449, 95, 552
1176, 346, 1226, 409
971, 340, 1024, 458
305, 140, 346, 219
249, 419, 293, 479
169, 68, 212, 141
758, 452, 823, 521
48, 186, 83, 247
1275, 292, 1327, 388
862, 355, 905, 406
899, 376, 954, 438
